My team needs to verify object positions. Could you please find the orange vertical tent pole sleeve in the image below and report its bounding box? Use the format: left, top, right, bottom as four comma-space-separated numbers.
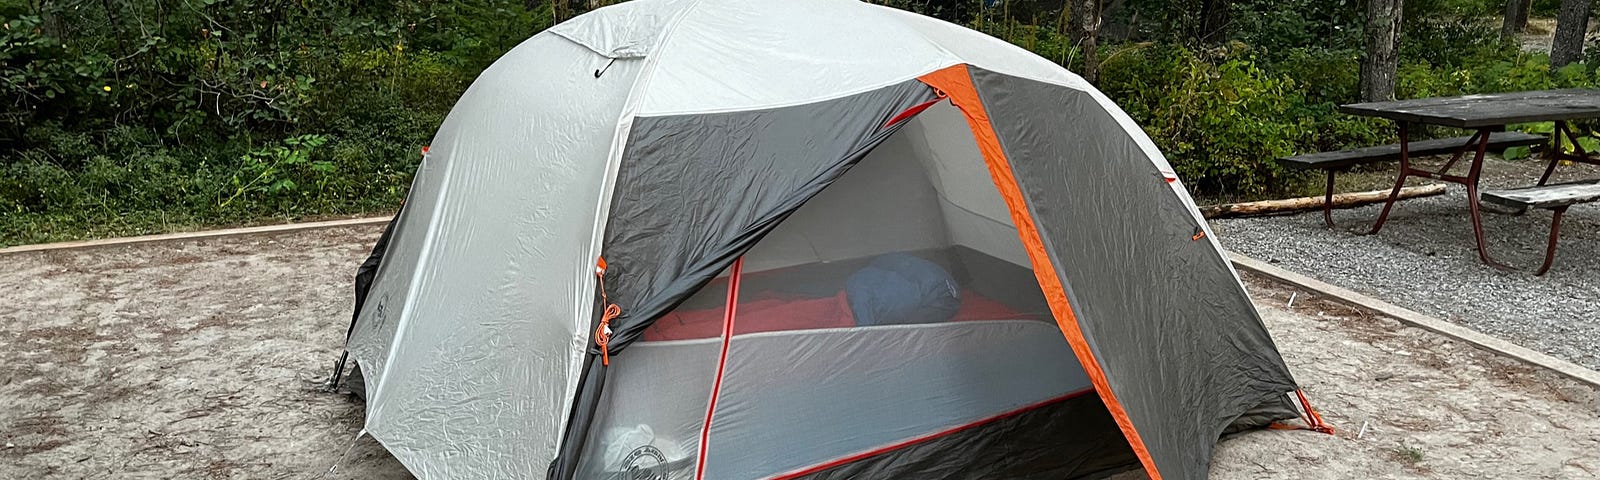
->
695, 257, 744, 480
916, 64, 1164, 480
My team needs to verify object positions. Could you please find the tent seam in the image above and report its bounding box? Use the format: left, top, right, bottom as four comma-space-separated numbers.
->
637, 69, 951, 117
562, 0, 711, 459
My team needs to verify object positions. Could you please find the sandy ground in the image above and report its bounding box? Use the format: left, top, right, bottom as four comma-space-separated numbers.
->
0, 227, 404, 479
1, 226, 1597, 479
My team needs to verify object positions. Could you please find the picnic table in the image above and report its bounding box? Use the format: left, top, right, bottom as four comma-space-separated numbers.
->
1331, 89, 1600, 274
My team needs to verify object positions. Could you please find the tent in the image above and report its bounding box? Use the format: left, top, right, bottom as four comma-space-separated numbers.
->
326, 0, 1330, 478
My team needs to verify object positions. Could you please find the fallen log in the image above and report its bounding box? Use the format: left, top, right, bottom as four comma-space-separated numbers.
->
1200, 184, 1447, 219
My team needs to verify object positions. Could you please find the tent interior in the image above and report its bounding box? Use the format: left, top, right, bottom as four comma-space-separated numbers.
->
576, 102, 1141, 479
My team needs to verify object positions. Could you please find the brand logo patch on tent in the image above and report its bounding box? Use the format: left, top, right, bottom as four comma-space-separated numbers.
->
622, 445, 667, 480
371, 293, 392, 330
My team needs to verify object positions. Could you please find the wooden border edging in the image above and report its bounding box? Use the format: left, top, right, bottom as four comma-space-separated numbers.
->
0, 216, 394, 255
1230, 251, 1600, 389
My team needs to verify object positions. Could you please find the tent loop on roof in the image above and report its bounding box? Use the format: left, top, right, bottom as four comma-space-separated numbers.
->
595, 58, 618, 78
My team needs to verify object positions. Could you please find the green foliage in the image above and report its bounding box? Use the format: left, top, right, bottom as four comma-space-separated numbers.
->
1505, 121, 1600, 159
1082, 0, 1600, 198
1532, 0, 1562, 17
1098, 44, 1385, 195
1269, 48, 1364, 104
0, 0, 552, 245
970, 18, 1079, 69
1396, 49, 1600, 99
219, 134, 333, 209
1391, 441, 1426, 464
1228, 0, 1364, 58
7, 0, 1600, 245
1405, 0, 1501, 17
1400, 18, 1508, 68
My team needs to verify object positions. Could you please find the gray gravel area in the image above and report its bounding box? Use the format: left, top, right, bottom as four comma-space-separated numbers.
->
1214, 159, 1600, 370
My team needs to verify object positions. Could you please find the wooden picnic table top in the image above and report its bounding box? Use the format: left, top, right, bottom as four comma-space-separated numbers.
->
1339, 88, 1600, 128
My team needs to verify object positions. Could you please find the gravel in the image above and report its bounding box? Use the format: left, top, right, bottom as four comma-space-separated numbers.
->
1213, 163, 1600, 371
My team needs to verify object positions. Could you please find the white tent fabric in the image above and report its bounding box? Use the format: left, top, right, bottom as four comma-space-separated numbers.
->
344, 35, 646, 478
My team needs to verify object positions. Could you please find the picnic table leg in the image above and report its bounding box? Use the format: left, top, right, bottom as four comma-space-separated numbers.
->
1537, 206, 1569, 276
1323, 170, 1336, 228
1464, 129, 1509, 270
1536, 121, 1565, 186
1366, 122, 1411, 235
1436, 130, 1484, 175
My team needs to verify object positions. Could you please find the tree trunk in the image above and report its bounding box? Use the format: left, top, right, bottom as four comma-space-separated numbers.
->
1360, 0, 1403, 102
1199, 0, 1231, 43
1502, 0, 1532, 38
1551, 0, 1593, 68
1069, 0, 1101, 84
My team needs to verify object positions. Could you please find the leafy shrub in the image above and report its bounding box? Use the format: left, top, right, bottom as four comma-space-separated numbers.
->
1401, 18, 1508, 68
1101, 45, 1297, 194
1405, 0, 1501, 17
1397, 49, 1598, 99
0, 0, 552, 245
1532, 0, 1562, 17
6, 0, 1600, 246
1229, 0, 1365, 57
971, 18, 1079, 69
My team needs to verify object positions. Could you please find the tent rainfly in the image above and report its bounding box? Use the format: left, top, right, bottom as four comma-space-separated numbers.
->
326, 0, 1331, 478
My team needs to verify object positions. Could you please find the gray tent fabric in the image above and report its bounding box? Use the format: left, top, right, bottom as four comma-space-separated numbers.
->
965, 66, 1302, 478
597, 80, 940, 350
548, 81, 938, 478
790, 393, 1137, 479
568, 104, 1135, 478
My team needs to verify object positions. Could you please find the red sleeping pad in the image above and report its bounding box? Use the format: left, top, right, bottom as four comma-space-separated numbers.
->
642, 289, 1036, 342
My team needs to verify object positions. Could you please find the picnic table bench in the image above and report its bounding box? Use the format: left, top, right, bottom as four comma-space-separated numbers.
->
1279, 89, 1600, 274
1481, 181, 1600, 275
1278, 132, 1546, 228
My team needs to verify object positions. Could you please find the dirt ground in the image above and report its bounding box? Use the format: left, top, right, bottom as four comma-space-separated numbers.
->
1, 226, 1596, 479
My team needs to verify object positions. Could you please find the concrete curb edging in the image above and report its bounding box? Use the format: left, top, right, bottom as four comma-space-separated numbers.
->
1230, 251, 1600, 389
0, 216, 394, 255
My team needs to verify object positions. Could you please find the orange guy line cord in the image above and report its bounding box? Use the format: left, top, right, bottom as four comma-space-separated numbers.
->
594, 258, 620, 366
1296, 389, 1335, 434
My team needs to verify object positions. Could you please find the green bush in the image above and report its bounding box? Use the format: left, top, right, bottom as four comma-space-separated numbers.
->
1532, 0, 1562, 17
6, 0, 1600, 246
1401, 18, 1508, 68
0, 0, 551, 246
1229, 0, 1365, 57
1398, 49, 1598, 99
1098, 44, 1386, 195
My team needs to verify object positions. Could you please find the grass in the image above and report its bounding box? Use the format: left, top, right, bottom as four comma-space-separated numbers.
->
1390, 441, 1426, 465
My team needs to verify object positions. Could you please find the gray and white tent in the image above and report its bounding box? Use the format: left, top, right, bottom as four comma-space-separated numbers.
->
328, 0, 1330, 478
